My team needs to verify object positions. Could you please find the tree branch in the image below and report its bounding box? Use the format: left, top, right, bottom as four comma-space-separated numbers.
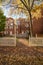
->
20, 0, 30, 11
24, 0, 27, 5
28, 0, 31, 10
17, 6, 27, 11
28, 0, 30, 6
31, 0, 34, 10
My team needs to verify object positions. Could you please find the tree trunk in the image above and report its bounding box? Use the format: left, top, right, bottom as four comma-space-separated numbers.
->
29, 11, 33, 37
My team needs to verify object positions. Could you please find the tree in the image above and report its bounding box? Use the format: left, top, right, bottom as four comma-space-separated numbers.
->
0, 0, 43, 37
17, 0, 43, 37
0, 8, 6, 36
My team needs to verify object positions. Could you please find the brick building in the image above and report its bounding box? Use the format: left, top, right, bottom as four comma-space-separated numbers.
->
16, 17, 43, 36
32, 17, 43, 36
32, 6, 43, 35
2, 4, 43, 37
16, 18, 29, 34
4, 18, 16, 36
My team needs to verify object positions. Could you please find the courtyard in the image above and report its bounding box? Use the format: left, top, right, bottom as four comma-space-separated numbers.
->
0, 38, 43, 65
0, 0, 43, 65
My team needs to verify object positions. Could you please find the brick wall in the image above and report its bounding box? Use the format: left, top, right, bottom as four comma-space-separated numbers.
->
32, 17, 43, 35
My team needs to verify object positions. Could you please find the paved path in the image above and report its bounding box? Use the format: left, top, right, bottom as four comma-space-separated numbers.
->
18, 38, 29, 47
17, 38, 43, 54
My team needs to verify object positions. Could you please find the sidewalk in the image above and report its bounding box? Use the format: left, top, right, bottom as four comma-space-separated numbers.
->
18, 38, 29, 47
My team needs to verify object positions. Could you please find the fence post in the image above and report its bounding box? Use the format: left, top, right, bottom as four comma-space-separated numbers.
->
36, 34, 37, 38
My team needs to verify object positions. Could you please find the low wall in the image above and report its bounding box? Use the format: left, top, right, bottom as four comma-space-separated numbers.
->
0, 37, 16, 46
29, 37, 43, 46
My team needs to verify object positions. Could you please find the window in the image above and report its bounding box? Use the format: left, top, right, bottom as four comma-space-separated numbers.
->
10, 31, 13, 35
9, 23, 13, 29
10, 23, 13, 26
9, 25, 13, 29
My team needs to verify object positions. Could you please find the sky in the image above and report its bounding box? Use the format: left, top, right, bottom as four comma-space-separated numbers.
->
2, 6, 27, 19
1, 6, 27, 19
0, 0, 43, 19
0, 0, 27, 19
